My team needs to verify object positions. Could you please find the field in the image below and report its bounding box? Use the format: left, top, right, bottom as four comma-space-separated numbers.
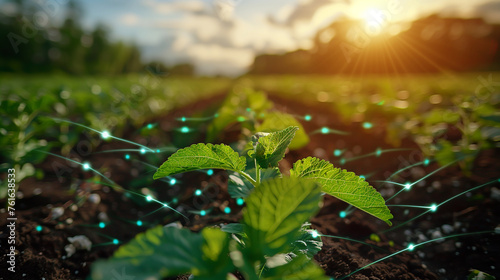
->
1, 73, 499, 280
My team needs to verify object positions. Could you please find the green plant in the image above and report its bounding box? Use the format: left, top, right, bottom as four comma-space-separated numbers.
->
91, 126, 392, 279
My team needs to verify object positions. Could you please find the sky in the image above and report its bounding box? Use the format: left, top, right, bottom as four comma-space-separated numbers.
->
3, 0, 500, 75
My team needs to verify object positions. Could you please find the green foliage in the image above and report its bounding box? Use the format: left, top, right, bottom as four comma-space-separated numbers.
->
153, 143, 246, 179
249, 126, 299, 169
467, 269, 496, 280
91, 226, 233, 280
257, 112, 309, 150
290, 157, 393, 225
93, 126, 392, 279
242, 177, 321, 258
206, 89, 309, 150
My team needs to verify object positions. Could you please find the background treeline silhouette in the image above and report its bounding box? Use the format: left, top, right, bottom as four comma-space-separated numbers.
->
249, 15, 500, 75
0, 0, 194, 75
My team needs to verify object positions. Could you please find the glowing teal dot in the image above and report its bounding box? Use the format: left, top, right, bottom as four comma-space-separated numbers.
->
237, 116, 245, 122
359, 175, 365, 179
311, 230, 319, 238
214, 113, 219, 118
207, 169, 214, 176
195, 189, 202, 196
147, 123, 153, 129
424, 158, 430, 166
236, 198, 244, 206
304, 115, 312, 121
156, 149, 160, 153
362, 122, 373, 129
101, 131, 110, 139
82, 163, 91, 171
136, 220, 143, 226
36, 225, 42, 232
200, 210, 206, 216
334, 149, 342, 157
339, 211, 347, 218
125, 154, 130, 160
404, 183, 412, 190
407, 243, 415, 251
224, 207, 231, 214
163, 203, 169, 208
340, 158, 346, 165
430, 204, 438, 212
181, 117, 186, 122
146, 195, 153, 202
99, 222, 106, 228
180, 126, 190, 133
113, 239, 119, 245
140, 148, 146, 154
246, 107, 251, 112
375, 148, 382, 157
172, 198, 178, 204
321, 127, 329, 134
169, 178, 176, 185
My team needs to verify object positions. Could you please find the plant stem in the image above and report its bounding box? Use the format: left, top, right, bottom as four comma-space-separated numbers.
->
254, 159, 261, 185
238, 171, 257, 186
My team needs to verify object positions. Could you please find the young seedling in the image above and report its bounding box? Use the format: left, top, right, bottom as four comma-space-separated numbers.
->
91, 126, 392, 280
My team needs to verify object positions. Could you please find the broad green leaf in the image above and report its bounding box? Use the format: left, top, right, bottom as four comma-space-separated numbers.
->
250, 126, 299, 169
242, 177, 321, 258
290, 157, 393, 226
91, 226, 233, 280
154, 143, 246, 179
262, 255, 328, 280
228, 172, 255, 198
229, 167, 282, 198
290, 229, 323, 259
220, 223, 245, 234
257, 112, 310, 150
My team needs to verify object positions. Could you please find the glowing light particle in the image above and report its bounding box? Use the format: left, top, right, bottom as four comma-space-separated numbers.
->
172, 198, 178, 204
404, 183, 412, 191
156, 149, 160, 153
214, 113, 219, 118
360, 175, 366, 179
147, 123, 153, 129
169, 178, 176, 185
113, 239, 119, 245
424, 158, 430, 166
321, 127, 329, 134
334, 149, 342, 157
340, 158, 346, 165
430, 204, 438, 212
362, 122, 373, 129
180, 126, 190, 133
146, 195, 153, 202
181, 117, 186, 122
237, 116, 245, 122
200, 210, 206, 216
246, 107, 251, 112
36, 225, 42, 232
375, 148, 382, 157
224, 207, 231, 214
207, 169, 214, 176
304, 115, 312, 121
136, 220, 143, 226
195, 189, 202, 196
140, 148, 146, 154
163, 203, 169, 208
99, 222, 106, 229
339, 211, 347, 218
407, 243, 415, 251
125, 154, 130, 160
82, 163, 91, 171
236, 198, 244, 206
101, 131, 110, 139
311, 230, 319, 238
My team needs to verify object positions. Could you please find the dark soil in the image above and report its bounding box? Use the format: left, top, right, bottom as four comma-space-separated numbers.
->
1, 91, 499, 280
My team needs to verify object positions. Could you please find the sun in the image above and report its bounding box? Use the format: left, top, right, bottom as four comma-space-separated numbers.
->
361, 8, 392, 36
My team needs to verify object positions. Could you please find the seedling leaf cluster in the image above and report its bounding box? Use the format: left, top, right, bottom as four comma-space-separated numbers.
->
92, 126, 392, 279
